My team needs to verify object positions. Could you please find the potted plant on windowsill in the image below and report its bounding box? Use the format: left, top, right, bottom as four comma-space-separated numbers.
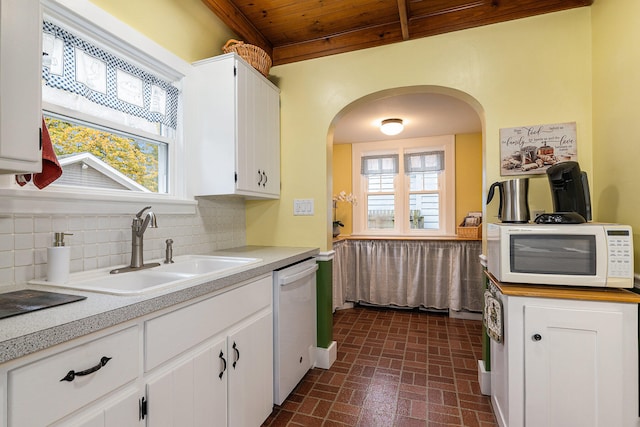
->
332, 191, 357, 238
332, 219, 344, 238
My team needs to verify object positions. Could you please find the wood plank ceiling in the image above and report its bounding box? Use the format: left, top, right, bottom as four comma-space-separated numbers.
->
202, 0, 593, 66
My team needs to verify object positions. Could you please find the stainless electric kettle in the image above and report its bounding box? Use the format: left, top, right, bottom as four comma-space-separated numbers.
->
487, 178, 530, 223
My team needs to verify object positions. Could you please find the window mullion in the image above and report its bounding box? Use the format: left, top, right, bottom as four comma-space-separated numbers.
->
397, 170, 407, 234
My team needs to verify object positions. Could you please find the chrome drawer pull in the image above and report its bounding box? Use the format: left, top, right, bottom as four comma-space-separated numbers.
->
60, 356, 112, 382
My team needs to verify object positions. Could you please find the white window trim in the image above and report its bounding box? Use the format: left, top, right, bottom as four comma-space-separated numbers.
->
0, 0, 196, 215
351, 135, 456, 237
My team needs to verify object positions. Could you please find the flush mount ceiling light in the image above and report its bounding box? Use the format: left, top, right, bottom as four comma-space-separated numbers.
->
380, 118, 404, 136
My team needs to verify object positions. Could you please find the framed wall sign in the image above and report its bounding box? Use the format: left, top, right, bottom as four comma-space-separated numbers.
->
499, 122, 577, 176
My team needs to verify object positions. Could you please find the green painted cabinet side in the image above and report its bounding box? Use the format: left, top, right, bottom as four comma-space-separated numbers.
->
316, 259, 333, 348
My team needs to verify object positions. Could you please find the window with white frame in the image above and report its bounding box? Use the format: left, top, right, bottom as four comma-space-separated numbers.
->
40, 18, 179, 194
351, 136, 456, 236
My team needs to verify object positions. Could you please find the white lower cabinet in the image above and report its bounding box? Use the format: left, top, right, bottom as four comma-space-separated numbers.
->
146, 340, 226, 427
227, 312, 273, 427
490, 287, 640, 427
54, 388, 143, 427
144, 311, 274, 427
8, 326, 140, 427
1, 274, 274, 427
143, 274, 273, 427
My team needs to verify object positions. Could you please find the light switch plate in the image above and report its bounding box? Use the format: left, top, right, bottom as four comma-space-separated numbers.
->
293, 199, 314, 216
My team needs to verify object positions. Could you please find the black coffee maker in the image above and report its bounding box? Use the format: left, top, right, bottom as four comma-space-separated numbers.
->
537, 161, 592, 224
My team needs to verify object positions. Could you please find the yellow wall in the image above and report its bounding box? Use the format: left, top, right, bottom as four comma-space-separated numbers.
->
248, 9, 592, 251
89, 0, 235, 62
331, 133, 482, 235
85, 2, 599, 254
332, 144, 353, 235
592, 0, 640, 267
455, 133, 483, 227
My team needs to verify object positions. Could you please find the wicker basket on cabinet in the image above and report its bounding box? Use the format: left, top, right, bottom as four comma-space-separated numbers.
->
222, 39, 272, 77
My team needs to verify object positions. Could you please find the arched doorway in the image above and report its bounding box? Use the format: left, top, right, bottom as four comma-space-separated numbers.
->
328, 85, 485, 236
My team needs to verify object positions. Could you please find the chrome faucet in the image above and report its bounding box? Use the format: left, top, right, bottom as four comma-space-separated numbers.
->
111, 206, 160, 274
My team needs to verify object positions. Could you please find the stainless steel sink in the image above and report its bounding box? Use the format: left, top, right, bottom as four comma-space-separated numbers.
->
29, 255, 261, 295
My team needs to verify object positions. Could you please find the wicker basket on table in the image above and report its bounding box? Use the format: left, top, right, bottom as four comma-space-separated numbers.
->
222, 39, 272, 77
457, 223, 482, 239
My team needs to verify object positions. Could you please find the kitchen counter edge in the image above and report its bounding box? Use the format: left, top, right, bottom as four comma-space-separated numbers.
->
486, 271, 640, 304
0, 246, 319, 364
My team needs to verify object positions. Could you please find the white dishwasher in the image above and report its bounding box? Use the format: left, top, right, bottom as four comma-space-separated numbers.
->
273, 257, 318, 405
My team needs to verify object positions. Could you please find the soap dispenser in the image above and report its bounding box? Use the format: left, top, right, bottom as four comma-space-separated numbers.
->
47, 232, 73, 284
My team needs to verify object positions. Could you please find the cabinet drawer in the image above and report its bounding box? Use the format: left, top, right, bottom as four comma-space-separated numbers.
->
145, 275, 272, 371
8, 326, 139, 427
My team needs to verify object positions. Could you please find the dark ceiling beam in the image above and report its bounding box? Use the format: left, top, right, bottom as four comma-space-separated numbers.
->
274, 0, 592, 65
201, 0, 273, 57
397, 0, 410, 41
406, 0, 594, 41
273, 23, 405, 65
202, 0, 593, 66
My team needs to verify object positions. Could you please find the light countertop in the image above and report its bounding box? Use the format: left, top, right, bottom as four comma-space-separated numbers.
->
486, 271, 640, 304
0, 246, 318, 364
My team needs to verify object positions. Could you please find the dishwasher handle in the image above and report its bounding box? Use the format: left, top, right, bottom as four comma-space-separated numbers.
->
279, 264, 318, 286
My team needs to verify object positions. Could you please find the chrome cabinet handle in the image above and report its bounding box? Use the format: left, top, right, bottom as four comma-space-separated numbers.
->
219, 350, 227, 379
262, 171, 268, 187
60, 356, 112, 382
257, 170, 263, 186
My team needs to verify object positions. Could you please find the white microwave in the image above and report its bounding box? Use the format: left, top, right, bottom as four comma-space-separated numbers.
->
487, 223, 634, 288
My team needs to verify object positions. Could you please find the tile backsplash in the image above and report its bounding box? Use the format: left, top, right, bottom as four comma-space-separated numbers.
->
0, 197, 246, 288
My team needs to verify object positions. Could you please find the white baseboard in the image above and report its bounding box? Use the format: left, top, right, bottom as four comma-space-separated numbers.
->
315, 341, 337, 369
450, 310, 482, 320
478, 359, 491, 396
335, 302, 354, 311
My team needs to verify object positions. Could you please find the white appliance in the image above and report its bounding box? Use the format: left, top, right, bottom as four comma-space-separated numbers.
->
273, 258, 318, 405
487, 222, 634, 288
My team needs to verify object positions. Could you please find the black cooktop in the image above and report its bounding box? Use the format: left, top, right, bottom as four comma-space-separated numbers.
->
0, 289, 86, 320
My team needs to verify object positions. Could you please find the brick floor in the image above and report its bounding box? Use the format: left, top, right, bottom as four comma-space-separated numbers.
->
263, 306, 498, 426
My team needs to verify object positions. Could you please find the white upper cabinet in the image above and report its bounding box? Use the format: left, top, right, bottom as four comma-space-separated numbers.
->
185, 53, 280, 199
0, 0, 42, 174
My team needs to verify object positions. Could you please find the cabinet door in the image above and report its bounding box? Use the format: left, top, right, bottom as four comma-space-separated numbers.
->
524, 305, 624, 427
0, 0, 42, 173
54, 389, 142, 427
234, 58, 280, 198
234, 58, 252, 193
254, 77, 280, 197
227, 311, 274, 427
146, 338, 227, 427
235, 59, 261, 195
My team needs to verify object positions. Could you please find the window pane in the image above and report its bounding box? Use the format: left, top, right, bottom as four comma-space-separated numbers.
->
361, 154, 399, 175
409, 194, 439, 229
404, 151, 445, 172
43, 20, 179, 136
367, 195, 395, 229
409, 172, 439, 191
46, 115, 168, 193
367, 174, 395, 192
